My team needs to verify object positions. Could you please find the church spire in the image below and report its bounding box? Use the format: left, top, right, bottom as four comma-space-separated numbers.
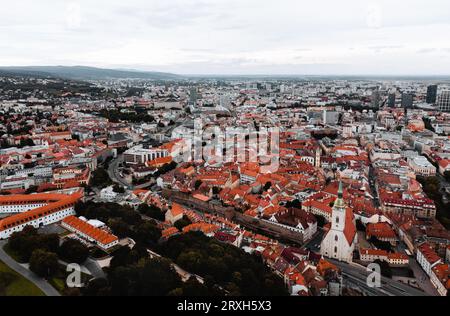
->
334, 181, 345, 209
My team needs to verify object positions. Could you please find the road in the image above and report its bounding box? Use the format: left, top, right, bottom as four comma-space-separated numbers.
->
407, 257, 440, 296
0, 241, 60, 297
368, 166, 380, 207
329, 259, 429, 296
107, 155, 133, 189
107, 155, 156, 190
302, 228, 324, 252
84, 258, 107, 280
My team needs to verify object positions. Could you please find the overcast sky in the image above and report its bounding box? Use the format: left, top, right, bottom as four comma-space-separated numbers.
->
1, 0, 450, 75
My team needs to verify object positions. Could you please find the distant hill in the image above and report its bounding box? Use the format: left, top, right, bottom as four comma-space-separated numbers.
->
0, 66, 181, 80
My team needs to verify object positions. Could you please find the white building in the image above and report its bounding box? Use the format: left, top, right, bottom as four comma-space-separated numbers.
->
430, 263, 450, 296
0, 193, 81, 239
408, 156, 436, 176
165, 203, 184, 225
62, 216, 119, 250
123, 145, 169, 165
0, 177, 35, 191
320, 182, 357, 263
100, 186, 119, 201
416, 243, 442, 276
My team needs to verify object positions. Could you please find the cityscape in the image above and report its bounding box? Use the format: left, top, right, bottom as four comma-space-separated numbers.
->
0, 0, 450, 305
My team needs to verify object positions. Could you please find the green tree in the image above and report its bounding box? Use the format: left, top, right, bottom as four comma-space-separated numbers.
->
133, 222, 162, 245
91, 167, 112, 188
137, 204, 165, 221
8, 227, 59, 262
29, 249, 59, 278
108, 218, 132, 239
58, 239, 89, 264
181, 277, 210, 296
139, 259, 182, 296
174, 216, 192, 231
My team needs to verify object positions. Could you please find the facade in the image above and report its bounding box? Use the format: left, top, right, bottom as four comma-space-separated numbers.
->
408, 156, 436, 176
124, 145, 169, 165
0, 194, 64, 213
401, 93, 414, 109
269, 208, 317, 242
52, 167, 91, 188
165, 203, 184, 224
438, 90, 450, 112
0, 177, 35, 191
359, 248, 409, 266
416, 243, 442, 276
320, 182, 357, 263
100, 186, 119, 201
388, 93, 396, 107
430, 263, 450, 296
427, 85, 438, 104
0, 193, 82, 239
381, 198, 436, 219
240, 169, 258, 184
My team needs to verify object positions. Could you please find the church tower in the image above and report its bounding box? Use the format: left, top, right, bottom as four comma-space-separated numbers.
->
331, 181, 346, 232
320, 181, 357, 263
315, 147, 321, 168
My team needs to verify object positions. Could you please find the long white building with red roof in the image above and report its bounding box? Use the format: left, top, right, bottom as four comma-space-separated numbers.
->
61, 216, 119, 250
0, 192, 82, 239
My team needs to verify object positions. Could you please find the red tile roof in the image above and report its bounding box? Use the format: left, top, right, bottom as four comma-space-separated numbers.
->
62, 216, 118, 246
343, 208, 357, 245
0, 193, 82, 231
366, 222, 397, 240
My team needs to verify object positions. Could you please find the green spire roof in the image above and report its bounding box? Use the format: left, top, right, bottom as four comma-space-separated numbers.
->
338, 181, 343, 198
334, 181, 346, 209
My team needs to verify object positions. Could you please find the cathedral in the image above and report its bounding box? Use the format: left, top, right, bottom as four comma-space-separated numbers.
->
320, 182, 357, 263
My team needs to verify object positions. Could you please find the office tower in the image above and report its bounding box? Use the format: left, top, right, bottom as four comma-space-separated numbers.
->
401, 93, 414, 109
371, 89, 381, 109
426, 85, 438, 104
438, 90, 450, 112
388, 93, 396, 107
189, 88, 198, 105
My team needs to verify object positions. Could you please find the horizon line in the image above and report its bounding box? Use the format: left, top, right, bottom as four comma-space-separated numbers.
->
2, 65, 450, 78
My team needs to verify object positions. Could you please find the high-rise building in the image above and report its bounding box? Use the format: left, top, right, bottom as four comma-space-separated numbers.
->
371, 89, 381, 109
189, 88, 198, 105
438, 90, 450, 112
401, 93, 414, 109
388, 93, 396, 107
426, 85, 438, 104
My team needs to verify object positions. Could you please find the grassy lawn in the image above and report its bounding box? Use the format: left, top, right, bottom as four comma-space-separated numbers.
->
0, 260, 44, 296
49, 276, 66, 294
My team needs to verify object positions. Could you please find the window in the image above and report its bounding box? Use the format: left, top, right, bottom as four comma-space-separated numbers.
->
334, 246, 338, 253
335, 235, 338, 242
336, 216, 340, 224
